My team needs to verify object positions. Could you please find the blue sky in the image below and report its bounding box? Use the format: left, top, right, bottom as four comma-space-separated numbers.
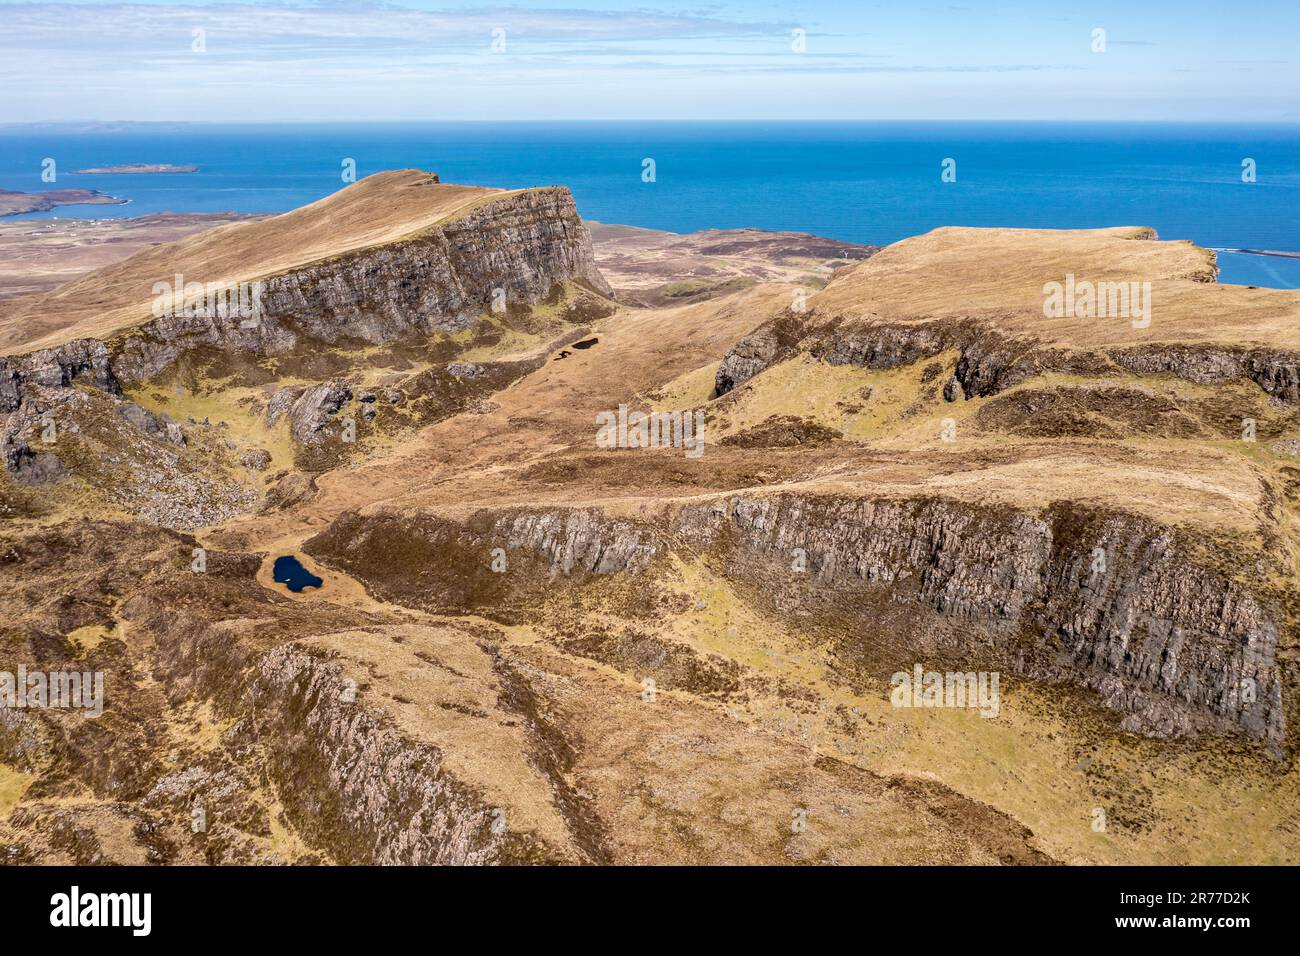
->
2, 0, 1297, 122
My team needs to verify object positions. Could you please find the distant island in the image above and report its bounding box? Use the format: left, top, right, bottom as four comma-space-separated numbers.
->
75, 163, 199, 174
0, 187, 127, 218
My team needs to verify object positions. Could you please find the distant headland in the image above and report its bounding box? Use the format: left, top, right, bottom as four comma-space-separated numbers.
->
0, 187, 127, 218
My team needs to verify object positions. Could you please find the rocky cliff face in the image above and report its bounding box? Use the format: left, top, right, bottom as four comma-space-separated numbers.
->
2, 186, 606, 402
0, 339, 120, 414
305, 507, 660, 623
1112, 346, 1300, 404
308, 493, 1286, 747
714, 315, 1053, 401
235, 643, 551, 865
119, 592, 569, 865
109, 187, 610, 384
715, 313, 1300, 407
674, 494, 1283, 743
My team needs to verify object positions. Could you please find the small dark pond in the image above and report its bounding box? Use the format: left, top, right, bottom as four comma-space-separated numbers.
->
553, 338, 598, 361
273, 555, 323, 592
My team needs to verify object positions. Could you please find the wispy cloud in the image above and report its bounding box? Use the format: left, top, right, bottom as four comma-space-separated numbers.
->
1, 2, 785, 51
0, 1, 1293, 121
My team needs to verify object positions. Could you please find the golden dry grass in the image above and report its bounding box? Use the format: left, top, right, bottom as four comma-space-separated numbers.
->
0, 170, 512, 353
814, 226, 1300, 349
642, 557, 1300, 865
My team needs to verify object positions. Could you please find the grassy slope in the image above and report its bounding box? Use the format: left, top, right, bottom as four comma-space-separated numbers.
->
0, 170, 512, 353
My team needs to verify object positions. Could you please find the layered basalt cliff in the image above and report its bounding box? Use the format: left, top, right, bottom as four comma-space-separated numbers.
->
1111, 346, 1300, 404
674, 494, 1284, 743
306, 507, 660, 621
307, 493, 1287, 747
715, 312, 1300, 406
714, 314, 1060, 401
111, 187, 610, 384
1, 185, 606, 405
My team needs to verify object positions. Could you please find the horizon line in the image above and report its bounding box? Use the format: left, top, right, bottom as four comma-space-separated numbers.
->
5, 118, 1300, 127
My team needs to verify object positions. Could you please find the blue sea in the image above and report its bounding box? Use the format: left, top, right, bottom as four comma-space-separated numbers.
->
2, 121, 1299, 288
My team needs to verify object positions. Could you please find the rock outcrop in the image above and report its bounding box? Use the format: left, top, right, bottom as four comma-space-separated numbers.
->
1, 396, 68, 484
115, 402, 185, 446
714, 312, 809, 396
0, 339, 120, 414
266, 381, 353, 445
